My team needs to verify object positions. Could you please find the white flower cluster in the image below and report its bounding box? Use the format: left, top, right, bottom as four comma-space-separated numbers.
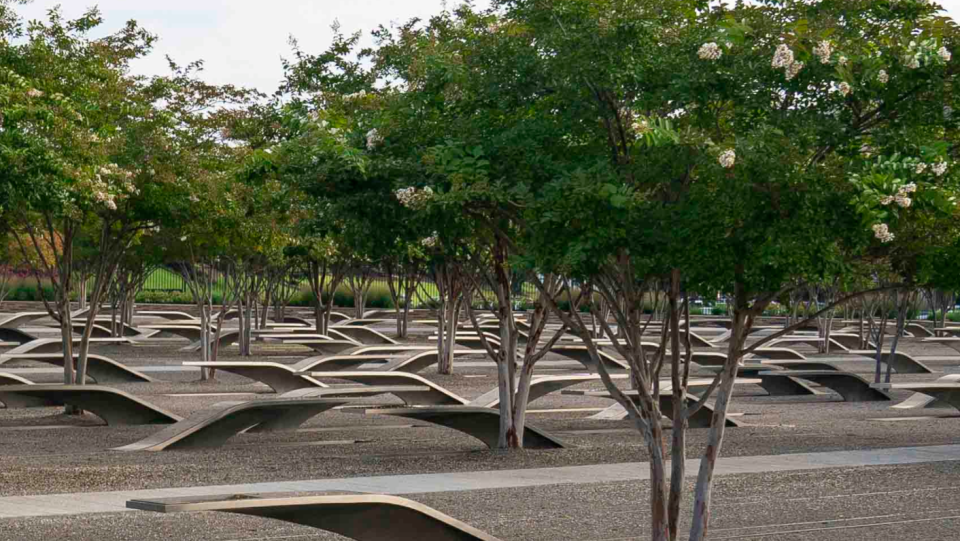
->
79, 163, 139, 212
872, 223, 895, 243
881, 183, 917, 208
719, 149, 736, 169
838, 82, 853, 96
632, 118, 650, 135
933, 161, 949, 176
814, 41, 833, 64
772, 44, 803, 80
420, 233, 439, 248
395, 186, 434, 208
344, 90, 367, 100
838, 56, 849, 66
939, 46, 952, 63
189, 194, 200, 203
772, 44, 794, 69
26, 88, 43, 98
366, 128, 383, 150
915, 163, 928, 174
785, 61, 804, 81
698, 42, 722, 61
877, 70, 889, 84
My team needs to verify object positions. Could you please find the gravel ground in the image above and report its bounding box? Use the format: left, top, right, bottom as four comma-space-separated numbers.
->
2, 316, 960, 540
2, 461, 960, 540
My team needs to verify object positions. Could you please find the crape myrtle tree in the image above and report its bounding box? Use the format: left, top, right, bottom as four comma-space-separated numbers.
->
0, 4, 161, 388
365, 8, 585, 447
358, 0, 960, 538
501, 0, 960, 539
276, 25, 463, 338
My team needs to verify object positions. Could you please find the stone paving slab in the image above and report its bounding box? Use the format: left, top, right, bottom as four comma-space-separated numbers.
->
0, 444, 958, 519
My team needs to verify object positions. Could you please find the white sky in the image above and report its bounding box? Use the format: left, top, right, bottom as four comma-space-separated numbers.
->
13, 0, 960, 94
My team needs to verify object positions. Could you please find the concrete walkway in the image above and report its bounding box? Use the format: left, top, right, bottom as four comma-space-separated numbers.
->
1, 444, 959, 519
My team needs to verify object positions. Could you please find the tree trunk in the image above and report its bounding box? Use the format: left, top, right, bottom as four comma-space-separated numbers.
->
688, 306, 748, 541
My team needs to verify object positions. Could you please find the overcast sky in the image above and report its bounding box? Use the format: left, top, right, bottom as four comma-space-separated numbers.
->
12, 0, 960, 94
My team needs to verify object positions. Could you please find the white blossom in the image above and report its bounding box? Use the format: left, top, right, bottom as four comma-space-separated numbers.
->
724, 42, 734, 50
814, 41, 833, 64
719, 149, 736, 169
365, 128, 383, 150
906, 55, 921, 69
698, 42, 722, 61
396, 186, 434, 208
189, 194, 200, 203
939, 46, 952, 62
915, 163, 928, 174
877, 70, 889, 84
838, 82, 853, 96
26, 88, 43, 98
772, 44, 794, 69
785, 61, 804, 81
900, 182, 917, 194
872, 223, 895, 243
894, 194, 912, 208
880, 195, 895, 206
838, 56, 849, 66
344, 90, 367, 100
933, 161, 949, 176
632, 119, 650, 135
420, 233, 439, 248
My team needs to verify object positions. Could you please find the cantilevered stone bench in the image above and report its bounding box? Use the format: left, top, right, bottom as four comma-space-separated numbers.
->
362, 406, 566, 450
699, 364, 818, 396
745, 347, 807, 361
678, 329, 717, 348
304, 349, 480, 374
564, 388, 744, 428
348, 345, 436, 356
548, 345, 629, 371
135, 310, 198, 322
757, 371, 891, 402
470, 374, 630, 409
904, 323, 935, 337
328, 326, 398, 345
0, 311, 47, 329
0, 353, 152, 383
139, 324, 206, 341
69, 322, 114, 339
842, 350, 935, 374
872, 382, 960, 413
766, 336, 848, 351
828, 333, 876, 350
922, 337, 960, 354
0, 337, 130, 357
127, 493, 502, 541
0, 327, 39, 345
114, 397, 350, 451
281, 339, 360, 355
280, 385, 435, 410
333, 318, 392, 327
891, 374, 960, 409
0, 372, 33, 385
0, 385, 179, 425
308, 371, 469, 406
186, 352, 447, 394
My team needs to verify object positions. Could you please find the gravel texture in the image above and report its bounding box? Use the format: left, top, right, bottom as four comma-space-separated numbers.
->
2, 313, 960, 540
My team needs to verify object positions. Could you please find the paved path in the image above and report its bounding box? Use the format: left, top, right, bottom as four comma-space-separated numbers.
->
1, 444, 959, 519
